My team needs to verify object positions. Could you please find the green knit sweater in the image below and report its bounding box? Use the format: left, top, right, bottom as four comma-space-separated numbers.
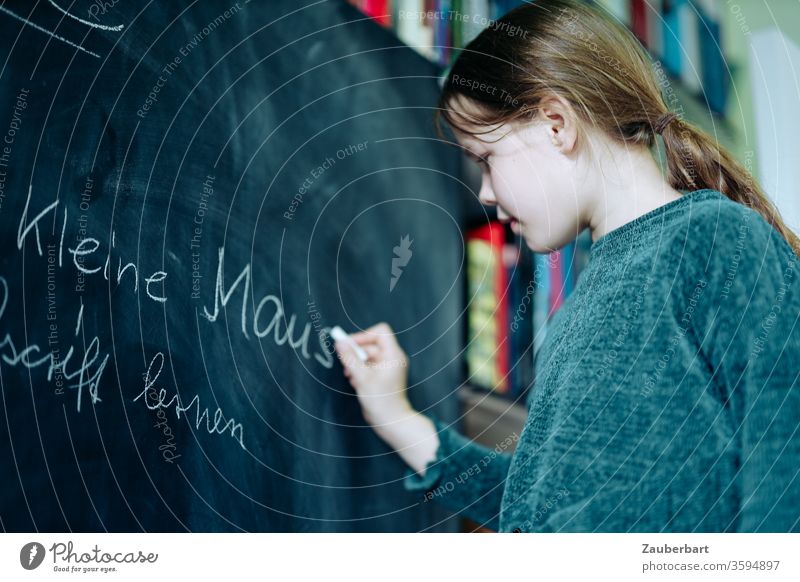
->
406, 188, 800, 532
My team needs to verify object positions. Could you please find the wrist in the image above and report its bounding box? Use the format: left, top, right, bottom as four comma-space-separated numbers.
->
363, 399, 415, 432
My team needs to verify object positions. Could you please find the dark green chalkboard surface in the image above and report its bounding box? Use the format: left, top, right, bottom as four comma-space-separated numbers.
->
0, 0, 468, 531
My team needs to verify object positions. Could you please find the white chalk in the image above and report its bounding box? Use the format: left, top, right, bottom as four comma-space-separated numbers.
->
330, 326, 369, 363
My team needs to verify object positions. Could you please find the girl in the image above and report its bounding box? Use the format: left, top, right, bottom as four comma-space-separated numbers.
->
335, 0, 800, 532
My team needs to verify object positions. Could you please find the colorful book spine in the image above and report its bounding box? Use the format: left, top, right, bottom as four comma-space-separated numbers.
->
465, 222, 509, 392
561, 240, 575, 299
678, 0, 702, 93
548, 248, 564, 315
662, 0, 684, 77
507, 240, 534, 398
697, 0, 727, 114
532, 251, 550, 354
434, 0, 453, 65
630, 0, 648, 45
362, 0, 392, 27
646, 0, 664, 59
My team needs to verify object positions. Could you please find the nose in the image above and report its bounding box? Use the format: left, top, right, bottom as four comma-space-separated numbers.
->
478, 175, 496, 206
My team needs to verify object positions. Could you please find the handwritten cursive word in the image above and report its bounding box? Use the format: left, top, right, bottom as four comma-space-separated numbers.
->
0, 276, 108, 412
17, 184, 167, 302
0, 0, 126, 60
201, 246, 335, 368
133, 352, 247, 451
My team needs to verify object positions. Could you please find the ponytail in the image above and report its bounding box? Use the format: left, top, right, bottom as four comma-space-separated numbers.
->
660, 115, 800, 256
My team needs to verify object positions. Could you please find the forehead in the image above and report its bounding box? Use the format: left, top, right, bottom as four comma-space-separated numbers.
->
446, 95, 512, 149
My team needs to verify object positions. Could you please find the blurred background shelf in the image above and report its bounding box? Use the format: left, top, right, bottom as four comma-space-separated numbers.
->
459, 384, 528, 447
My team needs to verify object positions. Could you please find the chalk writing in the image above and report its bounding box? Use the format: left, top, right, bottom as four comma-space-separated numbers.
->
47, 0, 124, 31
17, 184, 166, 301
0, 6, 101, 58
133, 352, 246, 451
201, 246, 334, 368
0, 276, 108, 412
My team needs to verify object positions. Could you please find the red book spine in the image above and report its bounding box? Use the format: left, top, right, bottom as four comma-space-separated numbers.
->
631, 0, 648, 44
548, 249, 564, 316
363, 0, 391, 27
470, 222, 509, 392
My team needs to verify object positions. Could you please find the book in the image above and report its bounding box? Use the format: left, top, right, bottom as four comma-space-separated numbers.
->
466, 222, 509, 392
662, 0, 684, 77
697, 0, 727, 114
507, 237, 534, 398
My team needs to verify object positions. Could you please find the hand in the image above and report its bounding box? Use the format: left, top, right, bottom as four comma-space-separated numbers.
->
334, 322, 412, 427
334, 322, 439, 476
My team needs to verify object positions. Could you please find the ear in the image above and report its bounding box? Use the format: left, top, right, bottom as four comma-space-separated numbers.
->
537, 94, 578, 155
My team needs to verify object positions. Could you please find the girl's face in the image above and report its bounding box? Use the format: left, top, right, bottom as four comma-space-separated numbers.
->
451, 97, 584, 253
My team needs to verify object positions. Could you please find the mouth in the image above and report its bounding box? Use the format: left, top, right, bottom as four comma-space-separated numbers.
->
498, 215, 521, 232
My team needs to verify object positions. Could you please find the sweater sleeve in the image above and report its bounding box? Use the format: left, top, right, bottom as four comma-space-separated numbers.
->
402, 414, 513, 531
690, 205, 800, 532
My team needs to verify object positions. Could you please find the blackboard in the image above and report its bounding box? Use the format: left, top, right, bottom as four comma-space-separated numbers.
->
0, 0, 469, 532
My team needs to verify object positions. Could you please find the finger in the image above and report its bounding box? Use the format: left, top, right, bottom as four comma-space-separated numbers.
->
334, 341, 357, 370
363, 344, 381, 360
349, 333, 379, 347
352, 324, 397, 352
352, 322, 393, 339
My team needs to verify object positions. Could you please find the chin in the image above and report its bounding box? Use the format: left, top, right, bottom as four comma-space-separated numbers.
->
521, 234, 556, 254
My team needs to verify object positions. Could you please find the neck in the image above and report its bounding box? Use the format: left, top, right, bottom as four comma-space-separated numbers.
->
583, 144, 683, 243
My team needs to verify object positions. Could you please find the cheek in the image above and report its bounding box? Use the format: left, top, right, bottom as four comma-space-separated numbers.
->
491, 162, 532, 213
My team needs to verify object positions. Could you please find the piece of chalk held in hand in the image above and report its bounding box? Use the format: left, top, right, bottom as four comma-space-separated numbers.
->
330, 326, 369, 363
